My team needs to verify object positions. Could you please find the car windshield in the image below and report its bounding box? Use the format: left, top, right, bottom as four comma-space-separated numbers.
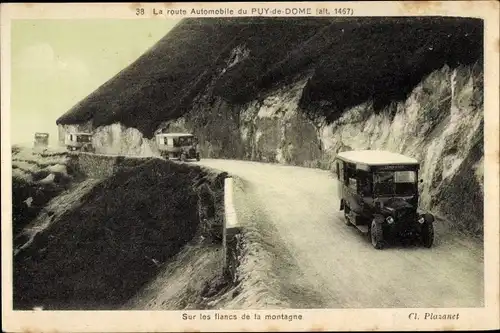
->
373, 170, 417, 196
174, 136, 194, 146
77, 135, 91, 143
35, 135, 48, 142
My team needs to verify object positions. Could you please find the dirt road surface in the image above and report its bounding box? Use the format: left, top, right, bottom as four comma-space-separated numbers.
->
197, 159, 484, 308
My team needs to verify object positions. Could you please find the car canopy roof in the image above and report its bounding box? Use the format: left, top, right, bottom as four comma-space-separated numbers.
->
157, 133, 194, 137
69, 132, 92, 136
336, 150, 419, 167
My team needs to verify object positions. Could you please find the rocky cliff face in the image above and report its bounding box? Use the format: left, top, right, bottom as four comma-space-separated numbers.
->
153, 59, 484, 235
320, 63, 483, 234
58, 58, 483, 235
58, 122, 157, 156
56, 18, 484, 236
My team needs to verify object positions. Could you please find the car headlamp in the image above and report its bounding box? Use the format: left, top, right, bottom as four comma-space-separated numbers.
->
386, 216, 394, 224
418, 216, 425, 224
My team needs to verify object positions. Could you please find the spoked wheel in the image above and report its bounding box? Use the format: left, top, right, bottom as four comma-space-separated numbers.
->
344, 204, 353, 227
370, 219, 385, 250
420, 221, 434, 248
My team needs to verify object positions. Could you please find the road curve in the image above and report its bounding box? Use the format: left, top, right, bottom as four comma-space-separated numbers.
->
197, 158, 484, 309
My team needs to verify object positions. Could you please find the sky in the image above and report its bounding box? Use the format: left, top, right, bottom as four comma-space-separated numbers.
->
10, 19, 181, 146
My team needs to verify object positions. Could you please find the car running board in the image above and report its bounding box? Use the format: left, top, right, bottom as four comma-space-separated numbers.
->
355, 225, 369, 235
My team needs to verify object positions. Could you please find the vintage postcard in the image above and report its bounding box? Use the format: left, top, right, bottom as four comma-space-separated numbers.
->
1, 1, 499, 332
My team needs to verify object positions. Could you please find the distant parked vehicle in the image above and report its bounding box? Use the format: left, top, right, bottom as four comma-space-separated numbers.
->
156, 132, 201, 162
65, 132, 95, 153
334, 150, 434, 250
33, 132, 49, 149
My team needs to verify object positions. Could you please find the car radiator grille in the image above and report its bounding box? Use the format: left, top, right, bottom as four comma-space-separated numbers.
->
397, 208, 416, 223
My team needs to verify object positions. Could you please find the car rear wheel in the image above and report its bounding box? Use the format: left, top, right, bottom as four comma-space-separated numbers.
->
343, 203, 353, 226
370, 219, 385, 250
420, 221, 434, 248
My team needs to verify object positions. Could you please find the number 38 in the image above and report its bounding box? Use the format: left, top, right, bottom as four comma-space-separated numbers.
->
136, 8, 145, 16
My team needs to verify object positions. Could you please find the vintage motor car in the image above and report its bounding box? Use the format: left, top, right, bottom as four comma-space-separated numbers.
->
155, 132, 201, 162
65, 132, 95, 153
33, 132, 49, 149
334, 150, 434, 249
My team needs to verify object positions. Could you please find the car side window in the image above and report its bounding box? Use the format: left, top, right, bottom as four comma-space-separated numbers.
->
344, 167, 349, 186
358, 170, 372, 196
344, 163, 356, 188
339, 162, 344, 182
348, 178, 357, 191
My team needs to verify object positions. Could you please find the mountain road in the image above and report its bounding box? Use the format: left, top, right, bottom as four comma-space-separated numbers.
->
197, 158, 484, 308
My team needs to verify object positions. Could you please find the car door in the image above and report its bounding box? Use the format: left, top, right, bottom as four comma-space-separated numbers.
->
343, 163, 360, 214
336, 160, 343, 200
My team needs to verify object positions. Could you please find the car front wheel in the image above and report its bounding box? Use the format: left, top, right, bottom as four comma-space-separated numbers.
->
370, 219, 385, 250
343, 203, 353, 226
420, 221, 434, 248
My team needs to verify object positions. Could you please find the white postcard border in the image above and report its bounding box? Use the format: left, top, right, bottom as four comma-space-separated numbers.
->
1, 2, 499, 332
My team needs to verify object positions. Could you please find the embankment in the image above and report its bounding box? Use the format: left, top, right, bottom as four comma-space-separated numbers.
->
12, 146, 77, 238
13, 153, 228, 310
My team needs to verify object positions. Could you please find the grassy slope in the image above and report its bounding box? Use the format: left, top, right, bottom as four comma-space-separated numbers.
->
57, 17, 483, 138
12, 147, 77, 236
13, 159, 225, 310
